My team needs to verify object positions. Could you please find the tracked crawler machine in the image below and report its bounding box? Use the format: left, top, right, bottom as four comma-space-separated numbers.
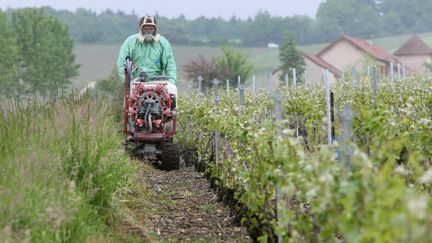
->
123, 57, 180, 170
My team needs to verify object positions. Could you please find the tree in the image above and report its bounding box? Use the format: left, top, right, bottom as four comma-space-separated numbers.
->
244, 11, 274, 46
379, 0, 425, 35
0, 11, 19, 96
414, 0, 432, 33
278, 32, 305, 83
183, 47, 254, 90
183, 55, 227, 90
12, 8, 79, 96
215, 46, 254, 87
316, 0, 381, 41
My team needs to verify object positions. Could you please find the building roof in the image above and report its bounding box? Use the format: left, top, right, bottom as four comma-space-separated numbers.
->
394, 35, 432, 56
302, 52, 341, 77
318, 35, 399, 64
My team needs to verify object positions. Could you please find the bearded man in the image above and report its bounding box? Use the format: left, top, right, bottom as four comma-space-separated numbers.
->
117, 16, 177, 85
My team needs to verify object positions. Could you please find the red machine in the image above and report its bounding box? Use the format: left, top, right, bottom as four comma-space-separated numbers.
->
124, 58, 180, 170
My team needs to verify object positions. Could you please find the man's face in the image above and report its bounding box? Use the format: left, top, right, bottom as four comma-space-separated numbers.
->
142, 25, 155, 35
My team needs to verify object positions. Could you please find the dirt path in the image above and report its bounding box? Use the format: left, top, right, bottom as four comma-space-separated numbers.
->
127, 164, 250, 242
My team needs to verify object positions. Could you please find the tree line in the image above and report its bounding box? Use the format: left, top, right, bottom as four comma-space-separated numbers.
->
0, 8, 78, 96
4, 0, 432, 46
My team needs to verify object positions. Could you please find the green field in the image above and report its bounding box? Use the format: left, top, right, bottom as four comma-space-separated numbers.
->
72, 32, 432, 90
72, 44, 277, 90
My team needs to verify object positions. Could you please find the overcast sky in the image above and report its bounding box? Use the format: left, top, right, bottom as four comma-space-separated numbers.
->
0, 0, 324, 19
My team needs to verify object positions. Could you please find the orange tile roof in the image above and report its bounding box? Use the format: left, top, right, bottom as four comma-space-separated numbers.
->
302, 52, 341, 77
394, 35, 432, 56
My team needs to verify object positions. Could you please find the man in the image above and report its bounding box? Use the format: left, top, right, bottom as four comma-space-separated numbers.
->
117, 16, 177, 85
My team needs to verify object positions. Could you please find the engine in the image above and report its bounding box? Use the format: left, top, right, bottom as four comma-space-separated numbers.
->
127, 78, 175, 136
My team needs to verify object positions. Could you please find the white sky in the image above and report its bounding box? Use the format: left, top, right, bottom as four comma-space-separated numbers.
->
0, 0, 324, 19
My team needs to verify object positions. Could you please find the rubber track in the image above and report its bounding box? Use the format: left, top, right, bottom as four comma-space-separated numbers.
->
160, 142, 180, 171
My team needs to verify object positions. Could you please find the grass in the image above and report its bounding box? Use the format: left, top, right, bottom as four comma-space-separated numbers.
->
72, 44, 120, 90
0, 94, 138, 242
372, 32, 432, 53
72, 44, 279, 90
69, 42, 351, 89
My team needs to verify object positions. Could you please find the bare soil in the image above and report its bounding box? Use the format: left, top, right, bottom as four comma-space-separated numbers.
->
122, 162, 250, 242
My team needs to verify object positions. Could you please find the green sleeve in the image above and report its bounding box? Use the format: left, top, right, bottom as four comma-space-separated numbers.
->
117, 38, 130, 81
161, 39, 177, 84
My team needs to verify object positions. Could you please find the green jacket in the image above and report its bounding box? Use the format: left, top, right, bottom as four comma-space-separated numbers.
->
117, 33, 177, 84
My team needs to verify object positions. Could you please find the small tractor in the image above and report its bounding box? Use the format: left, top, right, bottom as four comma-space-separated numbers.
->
123, 57, 180, 170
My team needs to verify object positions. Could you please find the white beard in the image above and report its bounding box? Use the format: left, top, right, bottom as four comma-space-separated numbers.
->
138, 32, 161, 43
143, 33, 155, 43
